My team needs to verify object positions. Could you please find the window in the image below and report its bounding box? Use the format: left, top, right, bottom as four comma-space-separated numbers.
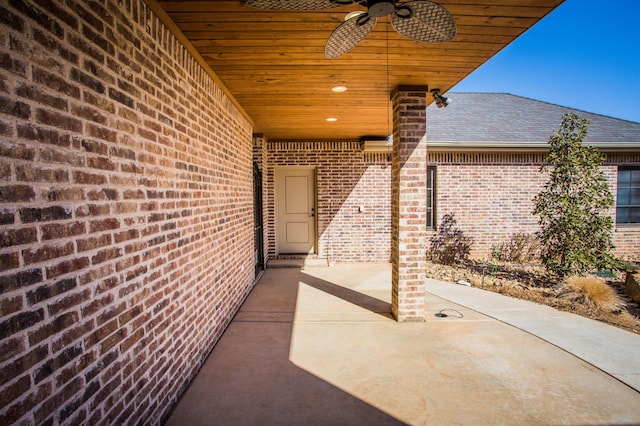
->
617, 167, 640, 225
427, 166, 436, 229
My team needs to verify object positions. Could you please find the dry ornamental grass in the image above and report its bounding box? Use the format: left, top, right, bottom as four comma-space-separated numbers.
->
559, 275, 626, 312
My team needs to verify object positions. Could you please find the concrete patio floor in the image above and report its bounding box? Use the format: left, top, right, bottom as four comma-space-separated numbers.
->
166, 263, 640, 425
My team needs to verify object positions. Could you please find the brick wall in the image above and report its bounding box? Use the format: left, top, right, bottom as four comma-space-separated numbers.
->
428, 152, 640, 260
253, 135, 268, 269
390, 86, 429, 322
262, 145, 638, 265
0, 0, 254, 424
607, 154, 640, 260
266, 141, 391, 263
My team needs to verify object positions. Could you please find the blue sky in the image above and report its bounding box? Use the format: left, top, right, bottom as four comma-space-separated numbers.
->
452, 0, 640, 123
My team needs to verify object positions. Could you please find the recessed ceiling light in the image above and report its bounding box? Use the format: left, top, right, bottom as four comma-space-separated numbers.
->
332, 86, 348, 93
326, 117, 338, 122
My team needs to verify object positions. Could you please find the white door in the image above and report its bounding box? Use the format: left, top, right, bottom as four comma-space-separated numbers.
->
276, 168, 316, 254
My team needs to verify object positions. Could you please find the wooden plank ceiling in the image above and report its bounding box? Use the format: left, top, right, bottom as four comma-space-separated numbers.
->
157, 0, 564, 140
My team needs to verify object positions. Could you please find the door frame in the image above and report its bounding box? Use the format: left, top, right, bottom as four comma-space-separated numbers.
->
275, 166, 318, 256
253, 162, 264, 276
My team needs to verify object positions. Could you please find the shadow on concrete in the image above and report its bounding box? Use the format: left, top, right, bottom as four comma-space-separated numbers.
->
165, 268, 403, 425
300, 271, 393, 319
167, 265, 640, 425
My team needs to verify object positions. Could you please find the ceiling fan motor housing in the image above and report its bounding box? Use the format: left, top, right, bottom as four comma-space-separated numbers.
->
368, 0, 396, 17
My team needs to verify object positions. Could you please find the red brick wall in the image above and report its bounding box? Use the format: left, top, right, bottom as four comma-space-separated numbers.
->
428, 152, 640, 260
390, 87, 429, 322
263, 146, 638, 264
266, 141, 391, 263
0, 0, 254, 423
607, 155, 640, 260
253, 136, 268, 269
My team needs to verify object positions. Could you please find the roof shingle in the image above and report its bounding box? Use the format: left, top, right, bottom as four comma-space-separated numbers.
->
426, 93, 640, 146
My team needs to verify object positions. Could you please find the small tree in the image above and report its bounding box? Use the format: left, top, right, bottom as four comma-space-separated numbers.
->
533, 113, 617, 277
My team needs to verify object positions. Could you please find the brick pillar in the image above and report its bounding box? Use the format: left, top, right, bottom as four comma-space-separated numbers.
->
391, 86, 428, 322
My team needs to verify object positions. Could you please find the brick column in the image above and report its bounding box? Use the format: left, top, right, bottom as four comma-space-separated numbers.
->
391, 86, 428, 322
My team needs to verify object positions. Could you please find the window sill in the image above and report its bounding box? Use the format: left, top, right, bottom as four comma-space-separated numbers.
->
615, 225, 640, 232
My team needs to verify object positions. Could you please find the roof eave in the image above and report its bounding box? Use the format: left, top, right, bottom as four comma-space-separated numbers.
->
427, 141, 640, 152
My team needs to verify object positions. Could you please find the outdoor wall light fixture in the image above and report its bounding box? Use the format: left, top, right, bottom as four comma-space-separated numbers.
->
431, 89, 450, 108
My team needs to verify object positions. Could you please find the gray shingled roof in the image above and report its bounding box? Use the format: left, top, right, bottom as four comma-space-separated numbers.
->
426, 93, 640, 148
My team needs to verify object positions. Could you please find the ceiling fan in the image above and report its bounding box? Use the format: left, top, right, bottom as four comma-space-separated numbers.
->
245, 0, 457, 59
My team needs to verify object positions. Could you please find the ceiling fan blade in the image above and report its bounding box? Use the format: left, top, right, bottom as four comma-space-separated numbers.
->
391, 1, 456, 43
246, 0, 352, 11
325, 13, 377, 59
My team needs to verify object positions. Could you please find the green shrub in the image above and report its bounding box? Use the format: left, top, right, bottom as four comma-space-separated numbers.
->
532, 114, 618, 277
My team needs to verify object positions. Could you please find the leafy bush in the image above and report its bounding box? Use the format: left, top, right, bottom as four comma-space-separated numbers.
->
492, 233, 541, 263
428, 214, 473, 265
532, 113, 618, 277
559, 275, 625, 313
